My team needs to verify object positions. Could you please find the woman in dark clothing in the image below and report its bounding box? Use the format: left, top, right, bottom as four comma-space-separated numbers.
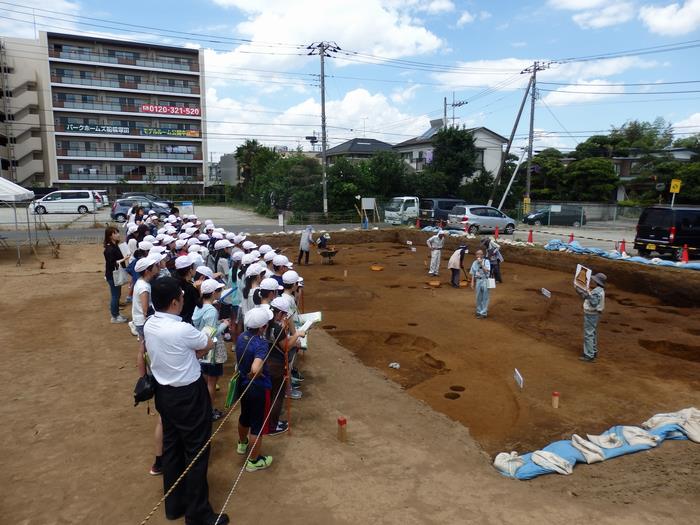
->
103, 226, 128, 323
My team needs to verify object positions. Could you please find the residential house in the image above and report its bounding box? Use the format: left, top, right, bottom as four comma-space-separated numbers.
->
324, 138, 393, 165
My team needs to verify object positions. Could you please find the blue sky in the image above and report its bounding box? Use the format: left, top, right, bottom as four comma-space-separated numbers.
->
1, 0, 699, 159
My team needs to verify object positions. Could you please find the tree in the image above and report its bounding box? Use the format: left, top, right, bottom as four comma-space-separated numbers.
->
427, 127, 478, 194
367, 151, 407, 197
571, 135, 616, 159
609, 117, 673, 153
673, 133, 700, 151
563, 158, 619, 201
404, 169, 451, 198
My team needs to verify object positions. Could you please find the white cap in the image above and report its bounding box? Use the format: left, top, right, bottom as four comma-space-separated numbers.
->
199, 247, 209, 259
204, 219, 214, 226
165, 226, 177, 234
187, 238, 202, 247
260, 277, 283, 291
270, 296, 290, 313
244, 307, 273, 329
138, 241, 153, 251
205, 223, 215, 230
198, 234, 210, 242
185, 227, 198, 235
263, 251, 277, 262
178, 233, 190, 240
259, 244, 273, 255
162, 235, 175, 245
135, 256, 158, 273
201, 278, 225, 295
272, 254, 292, 268
245, 263, 266, 278
225, 232, 237, 240
211, 231, 224, 240
282, 270, 300, 285
214, 239, 233, 250
187, 244, 201, 253
157, 228, 166, 235
148, 210, 156, 215
127, 224, 139, 234
175, 254, 194, 270
155, 233, 165, 242
188, 214, 197, 220
233, 235, 245, 244
242, 240, 257, 250
191, 253, 204, 268
241, 253, 256, 266
167, 215, 177, 223
175, 239, 187, 250
232, 250, 244, 262
249, 250, 261, 260
196, 265, 215, 279
149, 246, 166, 254
143, 235, 156, 243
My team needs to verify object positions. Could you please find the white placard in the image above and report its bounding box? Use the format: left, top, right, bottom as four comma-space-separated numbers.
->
574, 264, 592, 291
406, 240, 413, 245
541, 288, 551, 298
361, 197, 376, 210
118, 242, 130, 258
550, 204, 562, 213
278, 213, 284, 227
410, 247, 417, 252
513, 368, 524, 390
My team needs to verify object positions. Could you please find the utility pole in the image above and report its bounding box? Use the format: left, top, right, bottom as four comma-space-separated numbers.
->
522, 61, 547, 213
308, 41, 340, 215
443, 94, 468, 129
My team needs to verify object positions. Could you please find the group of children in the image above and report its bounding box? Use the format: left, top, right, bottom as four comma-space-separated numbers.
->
103, 210, 310, 475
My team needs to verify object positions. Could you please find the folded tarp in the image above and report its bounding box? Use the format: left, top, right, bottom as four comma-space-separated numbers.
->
543, 239, 700, 270
494, 407, 698, 480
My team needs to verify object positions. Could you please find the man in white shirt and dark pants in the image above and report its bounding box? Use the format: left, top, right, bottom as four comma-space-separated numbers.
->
426, 230, 446, 276
145, 277, 229, 525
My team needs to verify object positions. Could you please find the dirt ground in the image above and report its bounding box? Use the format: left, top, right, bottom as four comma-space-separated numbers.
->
0, 234, 698, 524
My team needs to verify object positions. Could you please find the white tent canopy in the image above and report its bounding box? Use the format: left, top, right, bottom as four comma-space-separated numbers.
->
0, 177, 35, 202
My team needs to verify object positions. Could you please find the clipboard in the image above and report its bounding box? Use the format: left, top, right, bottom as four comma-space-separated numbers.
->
574, 264, 592, 290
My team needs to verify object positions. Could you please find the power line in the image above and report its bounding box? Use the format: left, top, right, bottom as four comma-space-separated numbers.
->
539, 88, 700, 95
540, 80, 700, 87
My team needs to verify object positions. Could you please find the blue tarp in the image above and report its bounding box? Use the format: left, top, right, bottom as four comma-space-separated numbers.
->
543, 239, 700, 271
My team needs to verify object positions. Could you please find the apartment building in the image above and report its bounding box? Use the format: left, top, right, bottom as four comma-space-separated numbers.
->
1, 31, 208, 190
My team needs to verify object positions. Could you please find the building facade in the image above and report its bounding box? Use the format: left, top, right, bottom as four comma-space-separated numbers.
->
393, 119, 508, 177
1, 31, 208, 190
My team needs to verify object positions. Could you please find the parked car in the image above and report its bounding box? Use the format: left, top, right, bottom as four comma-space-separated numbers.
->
634, 205, 700, 260
95, 190, 110, 209
447, 205, 517, 234
111, 197, 171, 222
384, 196, 419, 225
522, 205, 587, 227
31, 190, 100, 214
120, 192, 174, 209
419, 198, 465, 225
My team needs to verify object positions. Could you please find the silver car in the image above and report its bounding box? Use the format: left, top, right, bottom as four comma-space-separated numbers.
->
447, 205, 517, 234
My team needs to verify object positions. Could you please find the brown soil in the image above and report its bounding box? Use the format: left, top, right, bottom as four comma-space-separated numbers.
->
0, 232, 698, 524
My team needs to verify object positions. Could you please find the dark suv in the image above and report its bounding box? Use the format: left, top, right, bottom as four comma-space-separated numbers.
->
111, 197, 171, 222
419, 198, 466, 225
120, 192, 174, 209
634, 206, 699, 259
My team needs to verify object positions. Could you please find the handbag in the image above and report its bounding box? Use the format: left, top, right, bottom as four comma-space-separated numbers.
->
487, 278, 497, 289
112, 266, 129, 286
134, 373, 156, 406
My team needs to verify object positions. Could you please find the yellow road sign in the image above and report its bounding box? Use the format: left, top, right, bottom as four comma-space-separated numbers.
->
670, 179, 682, 194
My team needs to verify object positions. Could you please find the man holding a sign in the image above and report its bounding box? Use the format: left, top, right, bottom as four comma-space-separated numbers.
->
574, 268, 607, 362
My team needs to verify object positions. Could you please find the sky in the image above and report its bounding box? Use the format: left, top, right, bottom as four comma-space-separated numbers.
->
1, 0, 700, 159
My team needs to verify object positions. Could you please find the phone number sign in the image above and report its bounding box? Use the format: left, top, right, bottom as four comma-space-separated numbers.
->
140, 104, 201, 116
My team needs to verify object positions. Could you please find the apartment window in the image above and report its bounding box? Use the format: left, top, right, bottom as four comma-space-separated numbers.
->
81, 94, 96, 103
79, 71, 94, 79
163, 166, 197, 177
117, 74, 142, 83
54, 44, 92, 54
55, 68, 75, 77
116, 165, 146, 176
114, 143, 145, 153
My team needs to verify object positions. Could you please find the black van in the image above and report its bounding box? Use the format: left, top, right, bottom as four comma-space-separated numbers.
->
634, 206, 700, 259
419, 198, 465, 225
522, 205, 587, 227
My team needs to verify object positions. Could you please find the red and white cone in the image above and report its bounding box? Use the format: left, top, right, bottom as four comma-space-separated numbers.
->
527, 230, 533, 243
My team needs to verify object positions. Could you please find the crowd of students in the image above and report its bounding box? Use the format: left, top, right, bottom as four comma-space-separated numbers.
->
103, 207, 308, 525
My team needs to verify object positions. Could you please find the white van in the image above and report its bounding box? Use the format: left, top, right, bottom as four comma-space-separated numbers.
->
384, 196, 419, 225
32, 190, 99, 214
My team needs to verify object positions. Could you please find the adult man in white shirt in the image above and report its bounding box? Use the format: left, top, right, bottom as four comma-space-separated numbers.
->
145, 277, 229, 525
426, 230, 446, 276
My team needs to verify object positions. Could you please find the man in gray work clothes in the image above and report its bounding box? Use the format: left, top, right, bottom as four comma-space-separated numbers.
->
575, 272, 606, 362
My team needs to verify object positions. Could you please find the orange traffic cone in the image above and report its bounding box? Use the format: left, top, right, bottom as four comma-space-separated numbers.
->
681, 244, 689, 263
619, 239, 626, 254
527, 230, 533, 243
568, 232, 574, 243
494, 226, 499, 239
463, 221, 468, 234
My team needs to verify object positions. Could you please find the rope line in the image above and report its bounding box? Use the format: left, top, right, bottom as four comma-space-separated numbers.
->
139, 323, 288, 524
214, 352, 297, 525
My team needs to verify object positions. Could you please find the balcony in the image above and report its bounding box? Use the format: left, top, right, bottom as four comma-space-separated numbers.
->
54, 123, 202, 139
56, 148, 203, 161
52, 100, 201, 118
51, 75, 201, 95
49, 49, 199, 73
57, 171, 203, 182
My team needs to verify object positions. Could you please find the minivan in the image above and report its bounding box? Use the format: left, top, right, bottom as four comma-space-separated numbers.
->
522, 205, 587, 227
111, 197, 171, 222
634, 206, 699, 259
31, 190, 100, 214
447, 205, 517, 234
95, 190, 110, 208
419, 198, 466, 225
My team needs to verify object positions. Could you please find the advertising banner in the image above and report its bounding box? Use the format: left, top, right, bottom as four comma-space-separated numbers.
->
140, 104, 201, 116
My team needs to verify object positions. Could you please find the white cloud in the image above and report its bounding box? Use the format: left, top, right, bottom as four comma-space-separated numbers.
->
390, 84, 421, 103
421, 0, 455, 14
205, 87, 430, 154
572, 2, 635, 28
548, 0, 635, 29
673, 112, 700, 133
639, 0, 700, 35
479, 10, 493, 20
541, 80, 626, 106
457, 11, 475, 26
